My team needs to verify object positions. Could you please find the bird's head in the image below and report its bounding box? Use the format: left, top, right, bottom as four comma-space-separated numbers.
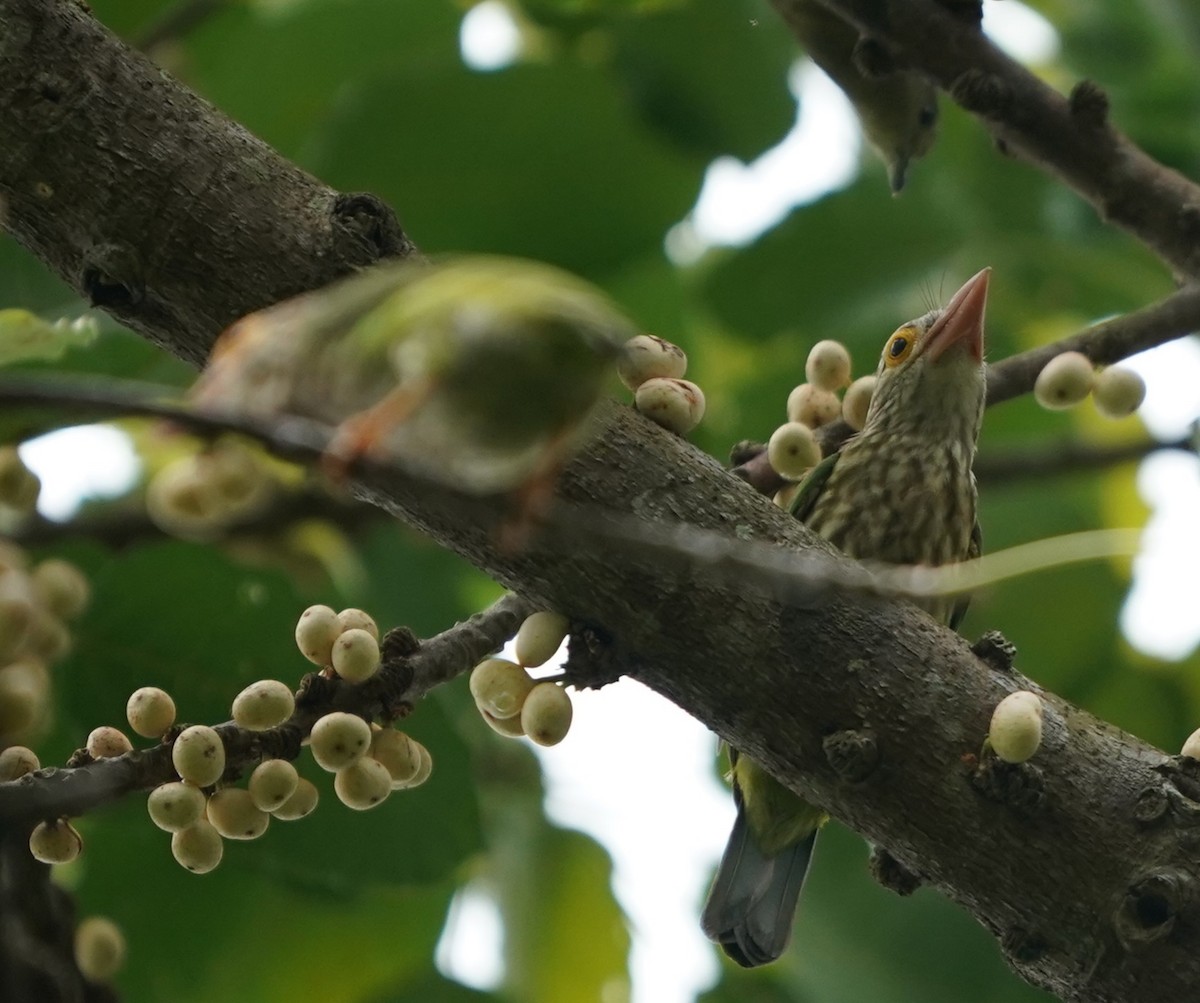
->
858, 80, 939, 194
861, 268, 989, 442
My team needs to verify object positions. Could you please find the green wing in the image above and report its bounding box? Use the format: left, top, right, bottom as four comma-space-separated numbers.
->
787, 450, 839, 524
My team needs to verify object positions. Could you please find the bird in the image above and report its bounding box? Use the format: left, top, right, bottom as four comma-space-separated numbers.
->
190, 256, 634, 527
777, 0, 939, 193
701, 267, 991, 967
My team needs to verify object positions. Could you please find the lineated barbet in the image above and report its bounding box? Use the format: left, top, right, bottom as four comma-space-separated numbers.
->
701, 268, 991, 967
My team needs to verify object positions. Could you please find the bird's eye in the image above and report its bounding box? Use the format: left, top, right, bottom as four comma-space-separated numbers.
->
918, 104, 938, 129
884, 327, 916, 367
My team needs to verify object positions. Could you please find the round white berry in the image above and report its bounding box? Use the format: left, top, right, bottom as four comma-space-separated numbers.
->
25, 610, 71, 663
29, 818, 83, 864
171, 819, 223, 873
334, 756, 393, 810
231, 679, 294, 731
767, 422, 821, 481
336, 607, 379, 641
248, 759, 300, 812
0, 744, 39, 780
1181, 728, 1200, 760
331, 627, 381, 683
147, 781, 206, 832
786, 383, 841, 428
841, 375, 877, 431
805, 340, 852, 391
406, 741, 433, 788
171, 725, 225, 787
31, 559, 90, 621
470, 658, 536, 719
515, 611, 569, 669
126, 686, 176, 739
635, 378, 705, 435
1034, 352, 1094, 410
294, 604, 341, 666
520, 682, 574, 747
272, 776, 320, 820
1092, 366, 1146, 419
144, 457, 228, 538
482, 709, 526, 738
74, 916, 126, 983
989, 690, 1044, 763
207, 787, 270, 840
0, 660, 45, 737
617, 334, 688, 391
310, 712, 372, 772
370, 728, 420, 787
86, 726, 132, 759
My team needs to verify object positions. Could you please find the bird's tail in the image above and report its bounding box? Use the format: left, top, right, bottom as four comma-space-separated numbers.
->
700, 806, 817, 967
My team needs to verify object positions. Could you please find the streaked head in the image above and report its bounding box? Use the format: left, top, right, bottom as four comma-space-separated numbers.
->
862, 268, 990, 440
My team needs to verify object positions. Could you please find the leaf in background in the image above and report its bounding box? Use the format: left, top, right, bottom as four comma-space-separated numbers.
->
0, 309, 97, 366
608, 0, 796, 161
72, 793, 457, 1003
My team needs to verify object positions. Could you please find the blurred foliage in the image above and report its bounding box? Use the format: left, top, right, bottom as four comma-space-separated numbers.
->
2, 0, 1199, 1001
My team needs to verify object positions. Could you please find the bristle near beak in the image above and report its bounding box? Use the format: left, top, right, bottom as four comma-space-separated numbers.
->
926, 268, 990, 363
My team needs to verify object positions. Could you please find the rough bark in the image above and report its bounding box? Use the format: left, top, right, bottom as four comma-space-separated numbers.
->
0, 0, 416, 366
1, 2, 1199, 1003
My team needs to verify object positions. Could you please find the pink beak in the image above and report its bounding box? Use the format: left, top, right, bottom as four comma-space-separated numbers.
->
926, 268, 990, 364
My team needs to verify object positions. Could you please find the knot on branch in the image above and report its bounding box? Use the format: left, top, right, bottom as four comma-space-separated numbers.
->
81, 243, 144, 309
563, 623, 624, 690
1114, 870, 1193, 950
1069, 80, 1111, 131
331, 192, 414, 259
1001, 926, 1050, 965
1133, 784, 1170, 827
971, 629, 1018, 673
970, 756, 1046, 816
728, 439, 765, 469
852, 39, 898, 81
823, 728, 880, 783
1177, 203, 1200, 241
951, 69, 1011, 118
868, 844, 921, 895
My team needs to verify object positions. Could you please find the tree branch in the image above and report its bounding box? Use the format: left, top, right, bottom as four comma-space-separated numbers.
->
0, 0, 417, 366
779, 0, 1200, 281
0, 593, 533, 828
2, 3, 1196, 1001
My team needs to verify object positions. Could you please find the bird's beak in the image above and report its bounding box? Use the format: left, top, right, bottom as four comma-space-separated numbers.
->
925, 268, 989, 363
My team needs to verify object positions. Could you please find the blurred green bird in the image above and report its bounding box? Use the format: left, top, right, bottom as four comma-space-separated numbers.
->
701, 268, 990, 967
191, 256, 634, 505
777, 0, 939, 193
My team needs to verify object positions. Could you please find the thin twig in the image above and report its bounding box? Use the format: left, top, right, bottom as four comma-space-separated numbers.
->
976, 434, 1196, 486
786, 0, 1200, 280
0, 594, 533, 828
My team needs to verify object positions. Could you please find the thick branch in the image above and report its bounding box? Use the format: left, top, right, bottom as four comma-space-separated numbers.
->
781, 0, 1200, 280
0, 0, 417, 365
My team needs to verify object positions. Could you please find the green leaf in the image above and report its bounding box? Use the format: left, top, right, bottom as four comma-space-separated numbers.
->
0, 309, 97, 366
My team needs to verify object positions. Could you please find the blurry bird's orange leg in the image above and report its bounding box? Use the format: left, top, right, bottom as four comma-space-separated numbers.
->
321, 378, 433, 483
496, 432, 574, 554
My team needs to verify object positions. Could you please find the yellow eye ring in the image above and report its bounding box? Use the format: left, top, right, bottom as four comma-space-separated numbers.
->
884, 326, 916, 367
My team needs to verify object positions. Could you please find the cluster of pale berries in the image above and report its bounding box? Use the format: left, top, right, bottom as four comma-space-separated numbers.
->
0, 454, 91, 746
145, 438, 275, 541
1033, 353, 1145, 417
766, 340, 870, 498
618, 335, 706, 436
22, 605, 429, 876
470, 611, 574, 746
